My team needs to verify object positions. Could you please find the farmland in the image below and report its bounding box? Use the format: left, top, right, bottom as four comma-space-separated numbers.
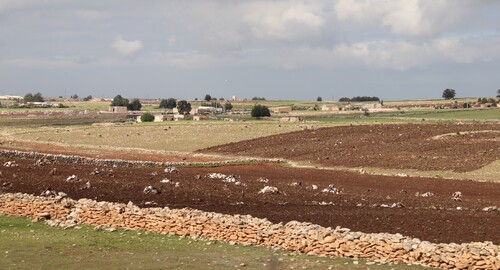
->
0, 103, 499, 269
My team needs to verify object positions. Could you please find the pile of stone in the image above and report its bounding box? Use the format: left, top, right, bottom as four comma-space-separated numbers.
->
0, 193, 498, 269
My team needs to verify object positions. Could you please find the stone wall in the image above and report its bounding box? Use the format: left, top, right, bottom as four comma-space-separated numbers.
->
0, 149, 283, 168
0, 193, 498, 269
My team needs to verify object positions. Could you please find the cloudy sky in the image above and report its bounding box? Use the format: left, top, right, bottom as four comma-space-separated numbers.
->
1, 0, 499, 100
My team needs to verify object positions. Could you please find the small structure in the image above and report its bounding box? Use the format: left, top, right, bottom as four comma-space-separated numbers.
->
192, 106, 223, 115
136, 114, 174, 122
109, 106, 127, 113
279, 117, 303, 123
193, 115, 210, 121
321, 105, 341, 111
25, 102, 52, 108
174, 114, 185, 121
269, 106, 292, 114
0, 95, 23, 100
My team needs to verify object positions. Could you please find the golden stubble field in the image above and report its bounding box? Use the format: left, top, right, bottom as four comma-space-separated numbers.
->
5, 121, 324, 153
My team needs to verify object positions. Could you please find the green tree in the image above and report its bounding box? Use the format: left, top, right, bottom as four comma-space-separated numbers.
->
127, 99, 142, 111
140, 113, 155, 122
24, 92, 44, 102
442, 89, 456, 100
497, 89, 500, 98
71, 94, 79, 99
316, 96, 322, 102
111, 95, 129, 107
204, 94, 212, 101
177, 100, 192, 115
224, 102, 233, 111
251, 104, 271, 118
83, 95, 92, 101
159, 98, 177, 109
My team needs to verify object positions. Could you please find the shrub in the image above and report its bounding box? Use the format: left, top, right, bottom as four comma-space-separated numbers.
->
140, 113, 155, 122
128, 99, 142, 111
224, 102, 233, 111
251, 105, 271, 118
111, 95, 129, 106
159, 98, 176, 109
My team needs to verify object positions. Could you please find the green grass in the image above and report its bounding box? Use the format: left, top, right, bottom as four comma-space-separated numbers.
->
0, 214, 426, 270
386, 108, 499, 120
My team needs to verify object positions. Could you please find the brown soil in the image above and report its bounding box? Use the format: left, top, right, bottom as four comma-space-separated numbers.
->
200, 123, 500, 172
1, 157, 499, 244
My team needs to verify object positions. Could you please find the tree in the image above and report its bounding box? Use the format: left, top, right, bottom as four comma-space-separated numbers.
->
224, 102, 233, 111
442, 89, 456, 100
497, 89, 500, 98
24, 92, 44, 102
71, 94, 79, 99
252, 96, 266, 101
111, 95, 129, 107
177, 100, 192, 115
251, 104, 271, 118
316, 96, 322, 102
127, 99, 142, 111
140, 113, 155, 122
204, 94, 212, 102
83, 95, 93, 101
159, 98, 177, 109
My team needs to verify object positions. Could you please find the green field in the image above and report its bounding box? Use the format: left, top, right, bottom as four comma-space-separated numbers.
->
393, 108, 499, 120
0, 215, 425, 270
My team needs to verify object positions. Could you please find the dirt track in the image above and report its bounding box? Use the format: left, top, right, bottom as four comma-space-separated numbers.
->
1, 157, 499, 245
200, 123, 500, 172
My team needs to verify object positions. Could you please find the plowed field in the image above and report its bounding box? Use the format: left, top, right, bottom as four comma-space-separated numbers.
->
2, 157, 499, 245
200, 123, 500, 172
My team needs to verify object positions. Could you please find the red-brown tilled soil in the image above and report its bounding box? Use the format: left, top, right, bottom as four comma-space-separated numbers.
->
200, 123, 500, 172
1, 157, 499, 245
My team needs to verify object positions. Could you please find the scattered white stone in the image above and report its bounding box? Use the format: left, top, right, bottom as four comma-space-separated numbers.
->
3, 161, 18, 167
257, 177, 269, 183
164, 167, 179, 173
258, 186, 279, 194
311, 184, 318, 190
143, 186, 160, 195
160, 178, 180, 187
289, 182, 300, 186
318, 201, 335, 206
358, 169, 367, 175
206, 173, 242, 185
90, 168, 100, 175
451, 191, 462, 201
66, 175, 78, 182
482, 206, 498, 212
416, 192, 435, 198
395, 173, 408, 177
321, 185, 342, 194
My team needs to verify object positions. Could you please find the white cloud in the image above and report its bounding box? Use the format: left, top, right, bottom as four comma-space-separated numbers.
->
167, 36, 176, 46
242, 1, 324, 41
333, 0, 494, 37
111, 35, 143, 56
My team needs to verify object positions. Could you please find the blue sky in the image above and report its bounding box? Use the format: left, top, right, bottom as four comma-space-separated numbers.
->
1, 0, 499, 101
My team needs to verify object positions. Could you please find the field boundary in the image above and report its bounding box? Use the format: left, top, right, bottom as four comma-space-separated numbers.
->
0, 149, 284, 168
0, 192, 498, 269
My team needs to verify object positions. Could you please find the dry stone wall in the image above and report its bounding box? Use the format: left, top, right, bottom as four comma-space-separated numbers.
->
0, 149, 283, 168
1, 192, 498, 270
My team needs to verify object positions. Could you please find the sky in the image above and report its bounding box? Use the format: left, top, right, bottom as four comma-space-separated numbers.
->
0, 0, 499, 101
